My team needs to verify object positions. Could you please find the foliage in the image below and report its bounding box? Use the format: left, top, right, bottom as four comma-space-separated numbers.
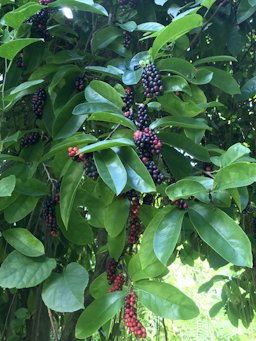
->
0, 0, 255, 340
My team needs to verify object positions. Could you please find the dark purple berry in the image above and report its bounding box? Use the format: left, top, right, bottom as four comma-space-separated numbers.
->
20, 132, 41, 148
32, 88, 46, 119
141, 63, 164, 98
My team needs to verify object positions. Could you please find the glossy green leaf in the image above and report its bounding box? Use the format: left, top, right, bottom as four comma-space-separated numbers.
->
159, 132, 210, 161
85, 65, 123, 79
135, 280, 200, 319
4, 3, 43, 29
49, 0, 108, 16
166, 179, 207, 200
94, 149, 127, 195
0, 39, 43, 60
4, 195, 39, 224
219, 143, 250, 167
128, 254, 149, 282
158, 58, 195, 79
205, 67, 241, 95
118, 147, 156, 193
0, 251, 56, 289
79, 138, 134, 154
237, 0, 256, 23
194, 55, 237, 66
60, 162, 84, 228
108, 228, 126, 260
189, 203, 252, 267
241, 76, 256, 100
73, 102, 122, 116
85, 80, 123, 109
3, 228, 44, 257
75, 292, 126, 339
15, 178, 49, 196
0, 175, 16, 197
42, 263, 89, 312
88, 112, 137, 131
214, 162, 256, 190
122, 69, 143, 85
152, 14, 203, 58
9, 80, 44, 96
162, 75, 191, 95
92, 26, 122, 51
150, 116, 211, 130
104, 198, 130, 238
137, 22, 164, 32
89, 273, 110, 299
153, 208, 185, 265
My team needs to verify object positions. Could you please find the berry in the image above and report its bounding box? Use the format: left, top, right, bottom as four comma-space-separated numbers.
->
141, 63, 164, 98
20, 132, 40, 148
109, 273, 125, 292
75, 75, 87, 91
106, 259, 118, 284
32, 88, 47, 119
26, 7, 52, 41
136, 104, 151, 130
122, 87, 134, 111
143, 194, 154, 205
42, 197, 59, 236
133, 128, 162, 157
123, 31, 132, 49
124, 109, 135, 122
171, 199, 188, 209
142, 159, 164, 184
119, 0, 136, 10
39, 0, 54, 4
68, 147, 99, 180
124, 292, 147, 339
16, 53, 24, 68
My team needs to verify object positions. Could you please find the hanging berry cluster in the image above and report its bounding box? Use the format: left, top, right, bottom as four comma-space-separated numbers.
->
32, 88, 47, 119
124, 292, 147, 339
16, 52, 24, 69
106, 259, 118, 284
136, 104, 151, 130
109, 273, 125, 292
141, 63, 164, 98
20, 132, 41, 148
75, 75, 87, 91
119, 0, 136, 11
122, 86, 134, 112
123, 31, 132, 49
42, 183, 60, 236
68, 147, 99, 180
171, 199, 188, 209
126, 190, 143, 248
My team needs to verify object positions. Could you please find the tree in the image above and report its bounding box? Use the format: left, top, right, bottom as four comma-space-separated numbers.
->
0, 0, 256, 339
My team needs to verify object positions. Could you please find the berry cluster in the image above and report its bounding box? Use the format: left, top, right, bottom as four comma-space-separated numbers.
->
20, 132, 41, 148
32, 88, 47, 119
16, 53, 24, 69
68, 147, 99, 180
136, 105, 151, 130
134, 128, 162, 158
106, 259, 118, 284
171, 199, 188, 209
122, 87, 134, 111
141, 63, 164, 98
75, 75, 87, 91
39, 0, 54, 4
124, 292, 147, 339
143, 193, 154, 205
119, 0, 136, 10
126, 191, 143, 248
204, 163, 213, 172
42, 197, 58, 236
143, 160, 164, 184
29, 9, 51, 40
109, 273, 125, 292
123, 31, 132, 49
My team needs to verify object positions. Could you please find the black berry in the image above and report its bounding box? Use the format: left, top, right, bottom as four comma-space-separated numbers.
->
123, 31, 132, 49
20, 132, 40, 148
136, 104, 151, 130
141, 63, 164, 98
16, 53, 24, 69
75, 75, 87, 91
32, 88, 47, 119
122, 87, 134, 111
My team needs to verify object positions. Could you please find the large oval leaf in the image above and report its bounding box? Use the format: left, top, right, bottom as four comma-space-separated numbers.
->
166, 179, 207, 200
42, 263, 89, 312
60, 162, 84, 228
4, 195, 39, 224
2, 228, 44, 257
88, 112, 137, 131
153, 208, 185, 265
79, 138, 134, 154
0, 175, 16, 197
0, 38, 43, 60
214, 162, 256, 190
94, 149, 127, 195
0, 251, 56, 289
118, 147, 156, 193
150, 116, 211, 131
104, 198, 130, 237
135, 280, 200, 320
75, 292, 126, 339
188, 203, 252, 267
73, 102, 123, 115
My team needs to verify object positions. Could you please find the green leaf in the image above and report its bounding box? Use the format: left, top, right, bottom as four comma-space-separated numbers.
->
0, 251, 56, 289
2, 228, 44, 257
108, 228, 126, 260
150, 116, 211, 130
159, 132, 210, 161
237, 0, 256, 23
94, 149, 127, 195
42, 263, 89, 312
118, 21, 137, 32
4, 196, 39, 224
60, 162, 84, 228
16, 178, 49, 196
118, 147, 156, 193
166, 179, 207, 200
122, 69, 143, 85
0, 39, 43, 60
85, 65, 123, 80
79, 138, 134, 154
152, 14, 203, 59
241, 76, 256, 100
49, 0, 108, 16
188, 203, 252, 267
88, 112, 137, 131
137, 22, 164, 32
193, 55, 237, 66
42, 133, 98, 160
135, 280, 200, 320
89, 273, 110, 299
205, 67, 241, 95
75, 292, 126, 339
153, 208, 185, 265
214, 162, 256, 190
0, 175, 16, 197
85, 80, 123, 109
104, 198, 130, 238
128, 254, 149, 282
73, 102, 123, 115
9, 80, 44, 96
3, 3, 43, 29
92, 26, 122, 51
219, 143, 250, 167
162, 75, 191, 95
158, 58, 196, 79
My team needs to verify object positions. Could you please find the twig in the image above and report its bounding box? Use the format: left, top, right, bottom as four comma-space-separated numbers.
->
1, 293, 17, 341
48, 308, 59, 341
162, 318, 168, 341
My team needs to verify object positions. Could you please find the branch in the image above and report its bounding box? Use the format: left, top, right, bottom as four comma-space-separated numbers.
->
48, 308, 59, 341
